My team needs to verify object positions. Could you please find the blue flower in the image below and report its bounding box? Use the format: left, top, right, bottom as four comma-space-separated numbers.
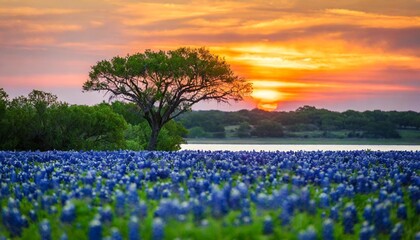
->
390, 222, 403, 240
88, 218, 102, 240
152, 218, 164, 240
128, 216, 140, 240
322, 218, 334, 240
263, 216, 273, 235
39, 219, 51, 240
397, 204, 407, 220
61, 202, 76, 223
343, 211, 354, 234
298, 226, 317, 240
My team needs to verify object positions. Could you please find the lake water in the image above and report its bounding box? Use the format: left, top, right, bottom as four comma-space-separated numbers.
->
181, 144, 420, 151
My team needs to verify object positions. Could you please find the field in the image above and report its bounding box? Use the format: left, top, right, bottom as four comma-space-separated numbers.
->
0, 150, 419, 239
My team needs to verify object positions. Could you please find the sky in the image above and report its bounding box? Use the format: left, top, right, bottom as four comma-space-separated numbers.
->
0, 0, 419, 112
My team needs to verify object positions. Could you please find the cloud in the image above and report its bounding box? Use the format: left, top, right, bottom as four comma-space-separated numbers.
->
1, 0, 419, 111
0, 7, 81, 16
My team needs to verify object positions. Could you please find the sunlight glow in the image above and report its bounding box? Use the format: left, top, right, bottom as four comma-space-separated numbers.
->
251, 89, 283, 101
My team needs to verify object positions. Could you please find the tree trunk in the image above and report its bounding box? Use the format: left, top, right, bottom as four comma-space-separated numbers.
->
147, 125, 160, 151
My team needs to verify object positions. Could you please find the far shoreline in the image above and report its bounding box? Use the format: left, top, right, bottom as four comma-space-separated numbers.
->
184, 137, 420, 145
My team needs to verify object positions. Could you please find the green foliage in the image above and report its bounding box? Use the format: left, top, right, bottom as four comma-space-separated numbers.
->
83, 47, 252, 150
0, 90, 186, 151
110, 101, 143, 125
124, 120, 187, 151
237, 122, 252, 138
188, 126, 210, 138
178, 106, 419, 139
251, 119, 284, 137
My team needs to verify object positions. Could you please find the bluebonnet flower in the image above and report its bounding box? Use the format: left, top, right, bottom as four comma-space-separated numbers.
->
127, 183, 139, 206
110, 228, 123, 240
262, 216, 273, 235
89, 218, 102, 240
390, 222, 403, 240
299, 187, 310, 211
408, 185, 419, 204
152, 218, 164, 240
61, 202, 76, 223
319, 192, 329, 208
298, 226, 317, 240
329, 206, 339, 221
344, 202, 358, 224
229, 188, 241, 210
343, 211, 354, 234
2, 207, 27, 237
374, 202, 392, 234
100, 206, 113, 223
363, 205, 373, 223
128, 216, 140, 240
29, 209, 37, 221
359, 222, 373, 240
379, 189, 388, 201
115, 190, 125, 216
323, 218, 334, 240
308, 200, 316, 215
210, 187, 228, 218
39, 219, 51, 240
397, 204, 407, 219
60, 233, 68, 240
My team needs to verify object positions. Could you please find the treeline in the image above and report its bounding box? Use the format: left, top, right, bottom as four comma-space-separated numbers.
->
0, 89, 186, 151
177, 106, 420, 139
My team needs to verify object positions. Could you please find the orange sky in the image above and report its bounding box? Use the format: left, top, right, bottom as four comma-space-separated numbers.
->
0, 0, 419, 111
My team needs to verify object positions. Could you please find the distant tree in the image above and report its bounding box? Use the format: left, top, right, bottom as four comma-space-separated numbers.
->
0, 88, 8, 122
363, 121, 400, 138
188, 126, 209, 138
0, 89, 9, 144
83, 47, 252, 150
237, 122, 251, 138
252, 120, 284, 137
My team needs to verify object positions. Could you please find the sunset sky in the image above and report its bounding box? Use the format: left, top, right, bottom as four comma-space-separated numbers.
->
1, 0, 419, 111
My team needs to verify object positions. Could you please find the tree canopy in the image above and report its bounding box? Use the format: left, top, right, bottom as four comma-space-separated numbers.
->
177, 106, 420, 139
83, 47, 252, 150
0, 89, 186, 151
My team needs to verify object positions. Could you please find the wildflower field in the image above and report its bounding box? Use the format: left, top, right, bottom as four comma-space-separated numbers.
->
0, 150, 419, 239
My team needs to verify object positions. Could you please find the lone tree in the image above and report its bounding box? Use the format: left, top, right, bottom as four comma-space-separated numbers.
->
83, 47, 252, 150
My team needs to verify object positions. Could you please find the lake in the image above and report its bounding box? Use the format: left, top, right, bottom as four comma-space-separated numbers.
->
181, 144, 420, 151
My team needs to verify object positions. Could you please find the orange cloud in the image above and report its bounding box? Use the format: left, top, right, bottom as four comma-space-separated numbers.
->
0, 7, 81, 16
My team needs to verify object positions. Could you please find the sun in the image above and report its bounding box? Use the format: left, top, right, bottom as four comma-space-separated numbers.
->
251, 89, 282, 101
251, 89, 283, 111
257, 102, 278, 111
